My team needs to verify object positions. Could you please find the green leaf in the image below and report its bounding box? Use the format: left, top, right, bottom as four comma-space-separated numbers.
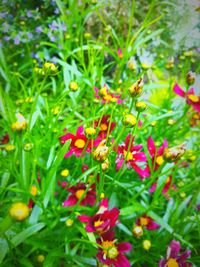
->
120, 203, 146, 216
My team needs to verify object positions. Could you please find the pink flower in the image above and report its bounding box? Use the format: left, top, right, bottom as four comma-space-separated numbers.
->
94, 84, 123, 104
96, 231, 132, 267
136, 215, 160, 230
94, 115, 116, 139
78, 198, 119, 234
117, 48, 123, 59
159, 240, 192, 267
116, 134, 148, 179
60, 126, 91, 158
173, 83, 200, 113
62, 182, 96, 207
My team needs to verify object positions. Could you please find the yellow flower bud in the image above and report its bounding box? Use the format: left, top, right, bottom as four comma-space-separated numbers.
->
123, 114, 137, 127
85, 127, 96, 137
128, 77, 143, 97
37, 254, 45, 263
60, 169, 69, 177
93, 140, 109, 162
164, 144, 186, 162
186, 71, 195, 85
30, 185, 37, 196
143, 240, 151, 250
9, 202, 29, 221
69, 81, 78, 91
135, 101, 147, 112
101, 159, 110, 171
65, 219, 74, 227
23, 143, 33, 151
5, 144, 16, 151
132, 225, 143, 238
43, 62, 58, 73
167, 119, 176, 125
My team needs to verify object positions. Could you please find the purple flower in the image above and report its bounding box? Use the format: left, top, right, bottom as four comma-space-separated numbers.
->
35, 26, 43, 33
27, 32, 33, 40
14, 36, 20, 45
26, 10, 33, 18
159, 240, 192, 267
49, 20, 57, 31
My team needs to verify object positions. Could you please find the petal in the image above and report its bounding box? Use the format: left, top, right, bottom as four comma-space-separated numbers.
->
62, 195, 77, 206
158, 259, 167, 267
78, 215, 90, 223
85, 224, 95, 232
116, 158, 124, 171
64, 149, 73, 158
168, 240, 181, 258
76, 125, 84, 135
149, 182, 157, 193
147, 137, 156, 157
173, 83, 185, 97
191, 102, 200, 113
158, 139, 168, 155
118, 242, 132, 253
60, 133, 73, 143
147, 220, 160, 230
115, 254, 131, 267
134, 152, 147, 161
131, 163, 150, 179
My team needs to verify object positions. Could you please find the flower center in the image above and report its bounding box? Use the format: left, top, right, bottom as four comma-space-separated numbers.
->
167, 258, 179, 267
100, 123, 108, 131
166, 176, 171, 184
124, 150, 133, 161
74, 139, 85, 148
99, 87, 107, 96
75, 189, 85, 199
140, 217, 148, 226
102, 240, 118, 259
156, 156, 164, 165
188, 94, 199, 103
94, 219, 104, 227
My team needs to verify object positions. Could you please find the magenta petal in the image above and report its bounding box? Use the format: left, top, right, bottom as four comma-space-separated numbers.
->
115, 254, 131, 267
99, 198, 109, 209
179, 250, 191, 261
85, 224, 95, 232
159, 259, 166, 267
134, 152, 147, 161
158, 139, 168, 155
169, 240, 181, 258
191, 103, 200, 113
149, 183, 157, 193
131, 163, 149, 179
173, 83, 185, 97
187, 87, 195, 95
64, 149, 73, 158
76, 125, 84, 135
62, 195, 77, 206
147, 220, 160, 230
78, 215, 90, 223
147, 137, 156, 157
118, 242, 132, 253
116, 158, 124, 171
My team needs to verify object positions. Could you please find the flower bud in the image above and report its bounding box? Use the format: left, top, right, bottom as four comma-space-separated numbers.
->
164, 144, 186, 162
101, 159, 110, 171
132, 225, 143, 237
135, 101, 147, 112
9, 202, 29, 221
43, 62, 58, 73
127, 57, 137, 70
5, 144, 16, 151
85, 127, 96, 138
107, 246, 119, 259
65, 218, 74, 227
143, 240, 151, 250
93, 140, 109, 162
30, 185, 37, 196
11, 113, 27, 131
69, 81, 78, 91
23, 143, 33, 151
167, 119, 176, 125
186, 71, 195, 85
128, 77, 143, 97
37, 255, 45, 263
61, 169, 69, 177
123, 114, 137, 127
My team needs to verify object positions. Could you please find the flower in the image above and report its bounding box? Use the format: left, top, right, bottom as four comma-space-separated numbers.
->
143, 240, 151, 250
94, 84, 123, 104
164, 144, 186, 162
136, 215, 160, 230
128, 77, 143, 97
122, 114, 137, 127
62, 182, 96, 207
149, 176, 176, 195
135, 101, 147, 112
60, 169, 69, 177
132, 225, 143, 237
9, 202, 29, 221
116, 134, 148, 178
96, 232, 132, 267
1, 133, 9, 144
173, 83, 200, 113
69, 81, 78, 91
11, 113, 27, 131
60, 126, 91, 158
93, 140, 109, 162
159, 240, 192, 267
78, 198, 119, 234
94, 115, 116, 139
117, 48, 123, 59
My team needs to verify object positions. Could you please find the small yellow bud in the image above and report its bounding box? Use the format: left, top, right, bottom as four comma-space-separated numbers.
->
43, 62, 58, 73
180, 192, 186, 198
23, 143, 33, 151
65, 219, 74, 227
167, 119, 176, 125
51, 106, 60, 115
135, 101, 147, 112
123, 114, 137, 127
143, 240, 151, 250
186, 71, 195, 85
128, 77, 143, 97
69, 81, 78, 91
107, 246, 119, 259
85, 127, 96, 137
101, 158, 110, 172
150, 121, 157, 127
11, 113, 27, 131
9, 202, 29, 221
30, 185, 37, 197
5, 144, 16, 151
132, 225, 143, 238
100, 193, 105, 199
84, 32, 91, 39
60, 169, 69, 177
37, 254, 45, 263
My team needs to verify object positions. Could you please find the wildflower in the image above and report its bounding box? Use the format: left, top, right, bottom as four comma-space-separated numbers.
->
149, 176, 176, 194
94, 115, 116, 139
62, 182, 96, 206
116, 134, 148, 178
132, 225, 143, 237
94, 85, 123, 104
128, 77, 143, 97
164, 144, 186, 162
117, 48, 123, 59
60, 169, 69, 177
11, 113, 27, 131
127, 57, 137, 70
43, 62, 58, 73
9, 202, 29, 221
60, 126, 91, 158
5, 144, 16, 151
23, 143, 33, 151
136, 215, 160, 230
135, 101, 147, 112
69, 81, 78, 91
93, 140, 109, 162
173, 83, 200, 113
122, 114, 137, 127
186, 71, 195, 85
102, 159, 110, 172
143, 240, 151, 250
85, 127, 96, 138
78, 198, 119, 234
1, 133, 9, 144
96, 231, 132, 267
159, 240, 192, 267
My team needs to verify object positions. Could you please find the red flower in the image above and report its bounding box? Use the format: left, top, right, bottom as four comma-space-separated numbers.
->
62, 182, 96, 207
94, 115, 116, 139
136, 215, 160, 230
60, 126, 91, 158
96, 231, 132, 267
94, 84, 123, 104
173, 83, 200, 113
78, 198, 119, 234
116, 134, 148, 179
1, 133, 9, 145
159, 240, 192, 267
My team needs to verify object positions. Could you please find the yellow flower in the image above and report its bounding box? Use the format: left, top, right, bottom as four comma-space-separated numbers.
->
128, 77, 143, 97
43, 62, 58, 73
5, 144, 16, 151
9, 202, 29, 221
85, 127, 96, 137
123, 114, 137, 127
143, 240, 151, 250
60, 169, 69, 177
135, 101, 147, 112
69, 81, 78, 91
11, 113, 27, 131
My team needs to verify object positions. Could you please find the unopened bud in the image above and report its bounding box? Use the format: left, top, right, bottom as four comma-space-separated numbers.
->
9, 202, 29, 221
186, 71, 195, 85
123, 114, 137, 127
93, 140, 109, 162
128, 78, 143, 97
101, 159, 110, 171
132, 225, 143, 237
69, 81, 78, 91
135, 101, 147, 112
164, 144, 186, 162
143, 240, 151, 250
